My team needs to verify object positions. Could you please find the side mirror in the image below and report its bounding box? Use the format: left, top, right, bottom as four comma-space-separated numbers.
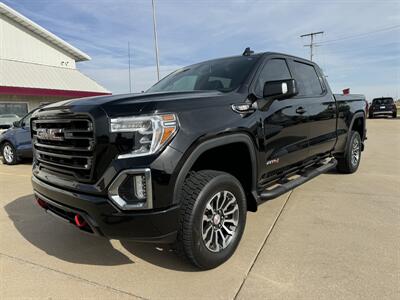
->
13, 121, 20, 128
263, 79, 298, 101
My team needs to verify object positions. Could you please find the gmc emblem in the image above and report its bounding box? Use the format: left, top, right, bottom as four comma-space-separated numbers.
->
36, 128, 64, 141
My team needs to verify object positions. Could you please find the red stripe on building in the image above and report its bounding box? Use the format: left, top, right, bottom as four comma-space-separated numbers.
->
0, 86, 111, 98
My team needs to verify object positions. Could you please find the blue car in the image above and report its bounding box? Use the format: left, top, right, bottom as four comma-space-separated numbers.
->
0, 109, 35, 165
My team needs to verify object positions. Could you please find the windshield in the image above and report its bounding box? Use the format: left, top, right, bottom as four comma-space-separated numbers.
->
147, 55, 261, 93
372, 98, 394, 105
0, 114, 19, 118
0, 114, 19, 125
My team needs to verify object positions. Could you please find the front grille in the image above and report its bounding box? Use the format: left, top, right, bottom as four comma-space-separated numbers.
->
32, 116, 95, 181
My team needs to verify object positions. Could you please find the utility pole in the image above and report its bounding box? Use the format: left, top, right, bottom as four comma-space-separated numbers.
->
151, 0, 160, 81
300, 31, 324, 61
128, 42, 132, 93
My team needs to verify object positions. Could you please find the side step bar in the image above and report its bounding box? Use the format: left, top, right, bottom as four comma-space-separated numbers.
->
258, 158, 337, 202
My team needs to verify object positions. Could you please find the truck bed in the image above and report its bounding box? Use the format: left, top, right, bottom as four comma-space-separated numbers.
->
333, 94, 366, 102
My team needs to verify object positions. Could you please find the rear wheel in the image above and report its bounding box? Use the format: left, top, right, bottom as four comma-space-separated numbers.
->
1, 142, 18, 165
176, 170, 247, 269
336, 131, 361, 174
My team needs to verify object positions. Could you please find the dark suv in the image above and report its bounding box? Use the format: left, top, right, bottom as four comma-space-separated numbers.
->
369, 97, 397, 118
31, 50, 367, 269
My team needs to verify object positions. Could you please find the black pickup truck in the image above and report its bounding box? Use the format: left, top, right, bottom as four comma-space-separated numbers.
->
31, 50, 367, 269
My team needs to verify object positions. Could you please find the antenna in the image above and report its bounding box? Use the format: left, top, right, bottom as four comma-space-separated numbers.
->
300, 31, 324, 61
242, 47, 254, 56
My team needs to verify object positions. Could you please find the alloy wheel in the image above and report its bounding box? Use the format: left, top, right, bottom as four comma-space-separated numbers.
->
201, 191, 239, 253
351, 138, 360, 166
3, 145, 14, 164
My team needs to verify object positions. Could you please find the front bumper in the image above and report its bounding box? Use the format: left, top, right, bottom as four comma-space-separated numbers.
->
32, 175, 179, 243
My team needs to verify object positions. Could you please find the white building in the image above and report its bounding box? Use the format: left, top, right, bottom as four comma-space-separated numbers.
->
0, 2, 110, 118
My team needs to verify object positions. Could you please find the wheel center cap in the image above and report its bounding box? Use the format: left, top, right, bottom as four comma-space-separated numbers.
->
213, 214, 221, 225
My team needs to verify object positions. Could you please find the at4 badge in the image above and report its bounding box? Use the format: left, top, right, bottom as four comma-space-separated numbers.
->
266, 158, 280, 166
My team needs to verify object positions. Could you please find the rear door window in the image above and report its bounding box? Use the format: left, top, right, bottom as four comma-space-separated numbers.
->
291, 61, 323, 96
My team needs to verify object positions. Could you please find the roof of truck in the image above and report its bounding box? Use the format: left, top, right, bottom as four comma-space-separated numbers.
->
194, 51, 315, 66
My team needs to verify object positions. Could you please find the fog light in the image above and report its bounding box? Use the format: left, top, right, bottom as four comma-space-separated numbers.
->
134, 175, 146, 199
108, 169, 153, 210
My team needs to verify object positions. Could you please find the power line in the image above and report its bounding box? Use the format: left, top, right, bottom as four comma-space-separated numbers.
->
300, 31, 324, 61
316, 25, 400, 45
318, 41, 400, 55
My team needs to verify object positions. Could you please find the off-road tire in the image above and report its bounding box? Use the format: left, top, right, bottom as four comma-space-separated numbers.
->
176, 170, 247, 270
336, 131, 361, 174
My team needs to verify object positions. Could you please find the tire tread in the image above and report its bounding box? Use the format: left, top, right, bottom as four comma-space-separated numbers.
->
336, 131, 361, 174
176, 170, 223, 267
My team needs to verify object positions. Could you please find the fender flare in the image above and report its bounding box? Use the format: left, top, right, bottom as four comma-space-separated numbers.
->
172, 133, 258, 205
345, 111, 366, 150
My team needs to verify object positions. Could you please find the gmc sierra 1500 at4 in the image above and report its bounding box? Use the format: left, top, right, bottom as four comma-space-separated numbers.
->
31, 49, 367, 269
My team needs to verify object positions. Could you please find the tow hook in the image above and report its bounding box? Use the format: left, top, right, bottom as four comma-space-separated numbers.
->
74, 214, 87, 228
36, 197, 48, 209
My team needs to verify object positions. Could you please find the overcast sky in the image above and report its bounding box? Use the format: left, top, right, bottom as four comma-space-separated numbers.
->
4, 0, 400, 99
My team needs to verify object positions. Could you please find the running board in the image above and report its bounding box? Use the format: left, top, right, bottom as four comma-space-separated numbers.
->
258, 158, 337, 202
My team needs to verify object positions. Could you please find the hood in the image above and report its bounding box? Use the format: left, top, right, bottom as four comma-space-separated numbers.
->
40, 90, 236, 118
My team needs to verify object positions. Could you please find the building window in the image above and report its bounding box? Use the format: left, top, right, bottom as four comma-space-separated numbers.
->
0, 102, 28, 117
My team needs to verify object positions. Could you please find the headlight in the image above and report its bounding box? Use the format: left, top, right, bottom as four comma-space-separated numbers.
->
110, 114, 178, 158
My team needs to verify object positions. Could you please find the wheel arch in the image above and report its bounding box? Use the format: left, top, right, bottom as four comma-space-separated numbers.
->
346, 111, 366, 151
350, 112, 366, 138
0, 139, 11, 150
173, 133, 259, 212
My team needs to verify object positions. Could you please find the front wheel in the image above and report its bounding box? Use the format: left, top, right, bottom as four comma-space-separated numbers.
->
1, 142, 18, 165
336, 131, 362, 174
176, 170, 247, 269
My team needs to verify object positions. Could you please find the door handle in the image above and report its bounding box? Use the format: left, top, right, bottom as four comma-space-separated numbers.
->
295, 107, 306, 114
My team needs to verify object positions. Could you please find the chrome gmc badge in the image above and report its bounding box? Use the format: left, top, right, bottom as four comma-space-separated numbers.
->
36, 128, 64, 141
